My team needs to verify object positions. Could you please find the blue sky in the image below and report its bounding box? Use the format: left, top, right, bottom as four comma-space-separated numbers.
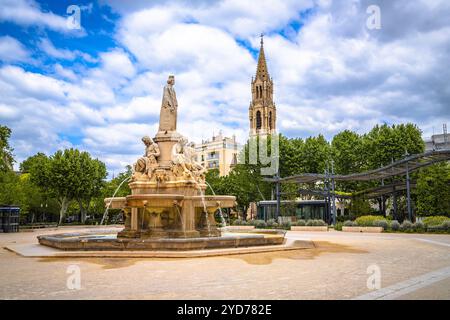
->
1, 0, 449, 175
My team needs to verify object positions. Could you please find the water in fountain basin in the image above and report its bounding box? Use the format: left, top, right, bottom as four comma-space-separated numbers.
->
101, 175, 131, 225
196, 185, 211, 237
174, 205, 187, 238
205, 181, 227, 227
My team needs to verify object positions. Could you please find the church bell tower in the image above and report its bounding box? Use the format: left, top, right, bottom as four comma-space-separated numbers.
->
249, 34, 276, 136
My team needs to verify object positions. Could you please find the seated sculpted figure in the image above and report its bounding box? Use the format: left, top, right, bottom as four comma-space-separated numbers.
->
171, 136, 190, 176
184, 142, 206, 181
133, 136, 160, 179
171, 138, 206, 181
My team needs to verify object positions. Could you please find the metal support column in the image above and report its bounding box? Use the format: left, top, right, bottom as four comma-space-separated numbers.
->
392, 185, 397, 221
275, 171, 280, 222
406, 162, 412, 221
331, 161, 336, 225
380, 179, 385, 216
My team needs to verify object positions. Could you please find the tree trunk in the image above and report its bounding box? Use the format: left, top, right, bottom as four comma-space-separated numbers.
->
58, 197, 69, 225
78, 199, 88, 224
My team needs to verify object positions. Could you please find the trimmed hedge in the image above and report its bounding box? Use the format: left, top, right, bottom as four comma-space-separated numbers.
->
355, 215, 387, 227
422, 216, 450, 227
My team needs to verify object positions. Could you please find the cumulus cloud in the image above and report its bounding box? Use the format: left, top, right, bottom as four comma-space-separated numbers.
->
0, 36, 29, 62
0, 0, 85, 35
1, 0, 450, 176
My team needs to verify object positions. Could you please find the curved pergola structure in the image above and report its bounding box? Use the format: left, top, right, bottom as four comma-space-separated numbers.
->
265, 149, 450, 223
267, 149, 450, 184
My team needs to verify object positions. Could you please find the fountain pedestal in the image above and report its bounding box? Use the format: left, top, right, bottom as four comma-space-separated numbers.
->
107, 181, 235, 239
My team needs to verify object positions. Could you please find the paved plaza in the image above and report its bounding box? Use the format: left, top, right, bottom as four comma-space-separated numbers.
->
1, 227, 449, 300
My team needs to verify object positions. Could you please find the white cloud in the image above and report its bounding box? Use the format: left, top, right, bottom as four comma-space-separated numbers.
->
38, 38, 97, 62
38, 38, 76, 60
2, 0, 450, 175
53, 63, 77, 81
0, 36, 29, 62
0, 0, 84, 35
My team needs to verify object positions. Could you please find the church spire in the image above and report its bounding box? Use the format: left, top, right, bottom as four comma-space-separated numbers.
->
256, 33, 269, 81
249, 33, 276, 136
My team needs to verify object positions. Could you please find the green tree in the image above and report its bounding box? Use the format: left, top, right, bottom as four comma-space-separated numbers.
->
362, 123, 424, 169
72, 152, 107, 223
415, 163, 450, 217
301, 134, 330, 173
0, 125, 14, 172
331, 130, 364, 175
279, 135, 304, 177
92, 166, 132, 223
29, 149, 107, 225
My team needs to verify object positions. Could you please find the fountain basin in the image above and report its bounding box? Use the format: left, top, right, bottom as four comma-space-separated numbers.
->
37, 229, 286, 251
105, 194, 236, 210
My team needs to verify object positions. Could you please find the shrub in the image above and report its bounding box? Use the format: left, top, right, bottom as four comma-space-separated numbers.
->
355, 215, 387, 227
250, 219, 266, 228
374, 220, 388, 231
232, 219, 241, 226
296, 219, 306, 226
302, 219, 327, 226
232, 219, 248, 226
442, 221, 450, 230
427, 221, 450, 233
413, 221, 425, 232
343, 220, 356, 227
390, 220, 400, 231
334, 222, 343, 231
422, 216, 450, 227
315, 219, 327, 226
266, 219, 279, 228
281, 221, 291, 229
400, 220, 413, 231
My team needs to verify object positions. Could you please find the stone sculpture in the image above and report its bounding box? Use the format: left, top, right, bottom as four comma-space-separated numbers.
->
171, 137, 206, 183
132, 136, 160, 180
158, 75, 178, 132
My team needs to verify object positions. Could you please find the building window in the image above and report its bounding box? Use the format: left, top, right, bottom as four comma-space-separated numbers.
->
256, 110, 262, 130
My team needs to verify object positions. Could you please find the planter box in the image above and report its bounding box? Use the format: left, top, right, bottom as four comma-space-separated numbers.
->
290, 226, 328, 232
342, 226, 383, 233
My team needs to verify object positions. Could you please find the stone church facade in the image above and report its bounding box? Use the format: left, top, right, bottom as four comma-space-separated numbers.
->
249, 35, 277, 136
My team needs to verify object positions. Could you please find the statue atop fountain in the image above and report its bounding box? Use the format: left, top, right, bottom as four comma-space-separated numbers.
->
159, 75, 178, 133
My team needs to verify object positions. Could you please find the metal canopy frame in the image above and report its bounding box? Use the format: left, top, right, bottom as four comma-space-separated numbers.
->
266, 150, 450, 184
266, 149, 450, 223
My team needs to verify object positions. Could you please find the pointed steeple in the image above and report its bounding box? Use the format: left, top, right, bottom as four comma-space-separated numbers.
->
256, 33, 269, 81
249, 33, 276, 136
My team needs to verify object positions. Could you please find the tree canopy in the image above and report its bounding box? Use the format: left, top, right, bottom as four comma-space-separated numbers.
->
0, 125, 14, 172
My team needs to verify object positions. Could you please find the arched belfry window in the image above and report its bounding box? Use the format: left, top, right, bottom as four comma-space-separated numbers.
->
256, 111, 262, 130
269, 111, 272, 130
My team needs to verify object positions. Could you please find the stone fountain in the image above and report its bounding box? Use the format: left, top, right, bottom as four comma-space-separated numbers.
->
107, 74, 232, 239
37, 76, 285, 251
